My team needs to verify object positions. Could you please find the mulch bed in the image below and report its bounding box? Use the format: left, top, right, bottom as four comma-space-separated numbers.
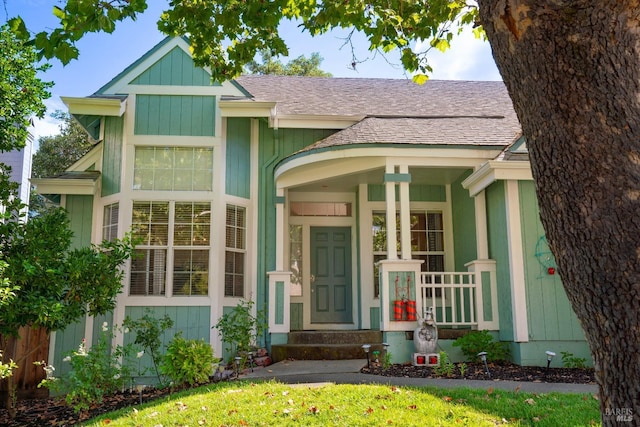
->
1, 361, 596, 426
361, 360, 596, 384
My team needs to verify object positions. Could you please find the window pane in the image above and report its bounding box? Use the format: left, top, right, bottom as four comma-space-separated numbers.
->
173, 249, 209, 296
102, 203, 119, 242
130, 249, 166, 295
289, 225, 303, 297
133, 147, 213, 191
225, 251, 245, 297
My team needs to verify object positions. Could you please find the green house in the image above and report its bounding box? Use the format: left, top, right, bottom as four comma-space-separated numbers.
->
33, 37, 591, 372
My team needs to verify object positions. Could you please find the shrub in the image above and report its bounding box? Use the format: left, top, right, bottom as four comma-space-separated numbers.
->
0, 350, 17, 379
159, 333, 218, 387
39, 324, 137, 413
452, 330, 509, 362
213, 299, 266, 359
561, 351, 587, 369
123, 309, 174, 384
433, 351, 455, 377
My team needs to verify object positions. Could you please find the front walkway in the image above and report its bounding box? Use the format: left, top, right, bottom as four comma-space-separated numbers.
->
240, 359, 598, 394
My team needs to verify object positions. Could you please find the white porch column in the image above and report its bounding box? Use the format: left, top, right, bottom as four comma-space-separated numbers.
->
384, 164, 398, 260
474, 190, 489, 260
505, 180, 529, 342
268, 189, 291, 333
398, 165, 411, 260
274, 188, 285, 270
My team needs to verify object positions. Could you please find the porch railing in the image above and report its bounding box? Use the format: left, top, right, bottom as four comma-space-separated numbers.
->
418, 272, 478, 327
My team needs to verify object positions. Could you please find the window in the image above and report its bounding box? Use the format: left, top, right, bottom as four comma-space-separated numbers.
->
133, 147, 213, 191
372, 211, 445, 297
130, 201, 210, 296
225, 205, 246, 297
289, 225, 303, 297
102, 203, 119, 241
290, 202, 351, 217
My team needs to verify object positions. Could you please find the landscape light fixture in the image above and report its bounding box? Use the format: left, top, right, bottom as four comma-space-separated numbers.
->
545, 351, 556, 370
362, 344, 371, 369
234, 356, 242, 378
478, 351, 491, 379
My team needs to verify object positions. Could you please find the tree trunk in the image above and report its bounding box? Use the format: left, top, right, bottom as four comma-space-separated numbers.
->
478, 1, 640, 424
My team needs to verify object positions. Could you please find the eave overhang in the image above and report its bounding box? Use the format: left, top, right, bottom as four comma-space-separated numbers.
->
31, 172, 100, 196
61, 96, 127, 117
462, 160, 532, 197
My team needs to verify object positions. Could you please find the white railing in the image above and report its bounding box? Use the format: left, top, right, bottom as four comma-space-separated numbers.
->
419, 272, 478, 327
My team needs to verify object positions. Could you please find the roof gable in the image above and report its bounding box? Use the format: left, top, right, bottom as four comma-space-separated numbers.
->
129, 46, 217, 87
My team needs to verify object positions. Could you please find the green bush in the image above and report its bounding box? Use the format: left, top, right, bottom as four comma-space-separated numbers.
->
39, 324, 137, 413
561, 351, 587, 369
433, 351, 455, 377
452, 330, 509, 362
159, 333, 218, 387
123, 309, 174, 385
213, 299, 266, 359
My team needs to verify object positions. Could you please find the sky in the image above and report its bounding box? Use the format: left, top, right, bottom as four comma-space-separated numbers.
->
3, 1, 502, 141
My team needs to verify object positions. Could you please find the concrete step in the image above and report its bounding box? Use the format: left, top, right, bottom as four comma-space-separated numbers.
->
271, 330, 384, 362
288, 330, 383, 345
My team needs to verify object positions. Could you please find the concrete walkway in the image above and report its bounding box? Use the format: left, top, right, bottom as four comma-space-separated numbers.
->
240, 359, 598, 394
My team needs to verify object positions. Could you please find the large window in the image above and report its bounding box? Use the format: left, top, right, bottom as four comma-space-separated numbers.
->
130, 201, 210, 296
372, 211, 445, 297
133, 147, 214, 191
225, 205, 246, 297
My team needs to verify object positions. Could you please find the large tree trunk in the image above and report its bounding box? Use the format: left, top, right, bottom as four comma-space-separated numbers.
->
478, 1, 640, 424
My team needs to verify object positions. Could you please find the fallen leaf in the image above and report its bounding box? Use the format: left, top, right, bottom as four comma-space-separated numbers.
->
592, 394, 599, 400
408, 404, 418, 410
387, 420, 393, 425
228, 409, 238, 415
380, 405, 387, 410
366, 407, 374, 414
102, 420, 111, 424
487, 387, 494, 395
525, 398, 536, 405
148, 411, 159, 418
533, 416, 540, 422
288, 399, 294, 405
391, 386, 401, 393
239, 420, 248, 426
442, 396, 452, 402
309, 406, 320, 414
201, 406, 208, 411
329, 405, 335, 410
282, 391, 289, 396
514, 385, 521, 393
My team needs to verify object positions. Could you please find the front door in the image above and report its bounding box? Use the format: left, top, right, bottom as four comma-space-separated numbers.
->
310, 227, 352, 323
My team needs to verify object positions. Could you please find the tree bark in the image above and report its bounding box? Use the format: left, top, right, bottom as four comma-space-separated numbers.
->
478, 1, 640, 424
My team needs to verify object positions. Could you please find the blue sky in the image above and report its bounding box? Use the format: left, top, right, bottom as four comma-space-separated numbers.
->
3, 1, 501, 140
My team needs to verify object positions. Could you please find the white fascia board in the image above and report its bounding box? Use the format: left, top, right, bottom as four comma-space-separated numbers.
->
61, 96, 126, 117
275, 146, 502, 182
66, 142, 103, 172
463, 160, 532, 197
31, 178, 97, 195
218, 100, 275, 118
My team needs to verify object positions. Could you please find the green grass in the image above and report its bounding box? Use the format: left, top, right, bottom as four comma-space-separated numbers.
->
85, 381, 600, 426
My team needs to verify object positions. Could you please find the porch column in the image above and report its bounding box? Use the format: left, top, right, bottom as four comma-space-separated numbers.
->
474, 190, 489, 260
268, 189, 291, 333
398, 165, 411, 260
384, 164, 398, 260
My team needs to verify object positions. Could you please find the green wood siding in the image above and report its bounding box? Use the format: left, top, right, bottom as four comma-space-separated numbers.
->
367, 184, 446, 202
225, 118, 251, 198
257, 124, 338, 323
102, 116, 123, 196
66, 195, 93, 249
519, 181, 585, 341
129, 46, 216, 86
485, 181, 514, 341
124, 306, 211, 379
134, 95, 215, 136
52, 321, 85, 377
451, 171, 477, 271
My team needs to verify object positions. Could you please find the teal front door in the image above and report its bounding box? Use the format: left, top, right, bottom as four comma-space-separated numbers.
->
310, 227, 353, 323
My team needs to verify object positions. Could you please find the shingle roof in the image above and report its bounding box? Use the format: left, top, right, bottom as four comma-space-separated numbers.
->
233, 75, 518, 121
297, 116, 518, 152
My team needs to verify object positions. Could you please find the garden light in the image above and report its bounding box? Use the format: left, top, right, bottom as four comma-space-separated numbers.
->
478, 351, 491, 379
362, 344, 371, 369
545, 351, 556, 369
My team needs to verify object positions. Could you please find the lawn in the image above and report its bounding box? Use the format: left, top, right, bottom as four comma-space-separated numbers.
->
86, 380, 601, 426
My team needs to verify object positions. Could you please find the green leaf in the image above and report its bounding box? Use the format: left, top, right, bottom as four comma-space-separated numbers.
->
413, 74, 429, 85
54, 41, 79, 65
7, 17, 30, 41
52, 6, 65, 20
